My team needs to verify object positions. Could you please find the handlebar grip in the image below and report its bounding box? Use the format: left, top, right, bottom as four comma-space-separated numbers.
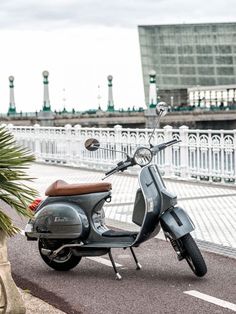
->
165, 139, 180, 146
104, 160, 130, 178
152, 139, 181, 154
105, 167, 118, 176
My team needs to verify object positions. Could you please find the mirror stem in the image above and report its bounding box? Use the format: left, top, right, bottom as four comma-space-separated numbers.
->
97, 146, 129, 159
148, 114, 161, 146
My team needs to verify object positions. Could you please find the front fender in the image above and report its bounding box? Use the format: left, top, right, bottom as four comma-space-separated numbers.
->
160, 206, 195, 240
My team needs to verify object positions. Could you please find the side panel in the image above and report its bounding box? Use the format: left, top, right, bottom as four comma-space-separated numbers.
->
27, 191, 111, 241
132, 188, 145, 226
160, 206, 195, 240
26, 202, 89, 240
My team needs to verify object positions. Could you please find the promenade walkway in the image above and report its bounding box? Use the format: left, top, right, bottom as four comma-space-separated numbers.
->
27, 163, 236, 258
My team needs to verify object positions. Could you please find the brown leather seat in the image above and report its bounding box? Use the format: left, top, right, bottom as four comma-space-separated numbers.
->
45, 180, 112, 196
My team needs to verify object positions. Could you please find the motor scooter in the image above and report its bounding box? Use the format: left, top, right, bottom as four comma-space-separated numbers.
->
25, 102, 207, 279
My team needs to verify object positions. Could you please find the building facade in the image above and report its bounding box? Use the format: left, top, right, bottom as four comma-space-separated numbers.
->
138, 22, 236, 106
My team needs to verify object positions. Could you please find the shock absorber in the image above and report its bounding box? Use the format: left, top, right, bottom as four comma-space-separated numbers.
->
169, 237, 184, 261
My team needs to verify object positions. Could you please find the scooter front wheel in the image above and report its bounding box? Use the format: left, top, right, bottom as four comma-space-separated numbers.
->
177, 233, 207, 277
38, 239, 82, 271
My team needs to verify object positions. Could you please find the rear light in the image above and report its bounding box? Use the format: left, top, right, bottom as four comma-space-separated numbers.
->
29, 198, 42, 211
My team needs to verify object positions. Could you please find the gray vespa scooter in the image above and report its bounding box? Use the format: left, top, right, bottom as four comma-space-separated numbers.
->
25, 103, 207, 279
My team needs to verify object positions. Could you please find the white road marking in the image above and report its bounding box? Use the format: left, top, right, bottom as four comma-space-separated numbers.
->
87, 256, 123, 268
184, 290, 236, 312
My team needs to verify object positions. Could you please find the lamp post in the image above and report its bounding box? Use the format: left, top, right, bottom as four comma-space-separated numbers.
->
42, 70, 51, 112
227, 88, 230, 106
198, 90, 201, 107
62, 88, 67, 113
97, 85, 102, 110
233, 89, 236, 104
170, 96, 174, 108
215, 90, 220, 107
8, 76, 16, 115
107, 75, 114, 112
148, 70, 157, 109
196, 85, 201, 107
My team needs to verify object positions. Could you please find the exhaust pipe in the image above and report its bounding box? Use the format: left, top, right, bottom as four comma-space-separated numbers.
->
41, 243, 84, 259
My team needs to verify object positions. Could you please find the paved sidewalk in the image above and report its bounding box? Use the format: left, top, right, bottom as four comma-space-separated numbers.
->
20, 289, 66, 314
26, 163, 236, 253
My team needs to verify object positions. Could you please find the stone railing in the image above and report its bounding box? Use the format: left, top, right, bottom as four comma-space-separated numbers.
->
6, 124, 236, 184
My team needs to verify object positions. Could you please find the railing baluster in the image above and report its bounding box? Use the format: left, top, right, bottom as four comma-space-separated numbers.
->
5, 124, 236, 185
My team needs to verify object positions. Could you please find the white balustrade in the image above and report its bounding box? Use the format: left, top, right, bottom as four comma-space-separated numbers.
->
6, 124, 236, 184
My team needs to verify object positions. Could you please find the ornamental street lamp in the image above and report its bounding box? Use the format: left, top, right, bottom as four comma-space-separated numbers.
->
8, 76, 16, 115
107, 75, 115, 112
42, 70, 51, 112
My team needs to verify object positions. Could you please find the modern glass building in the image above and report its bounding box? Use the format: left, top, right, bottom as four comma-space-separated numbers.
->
138, 22, 236, 106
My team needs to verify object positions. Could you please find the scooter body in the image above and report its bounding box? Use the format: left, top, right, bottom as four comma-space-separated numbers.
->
25, 103, 207, 279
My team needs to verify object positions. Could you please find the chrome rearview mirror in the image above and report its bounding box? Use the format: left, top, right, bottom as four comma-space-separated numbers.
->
84, 138, 100, 151
134, 147, 152, 166
156, 102, 168, 117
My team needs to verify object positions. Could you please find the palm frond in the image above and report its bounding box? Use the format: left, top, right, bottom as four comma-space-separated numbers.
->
0, 126, 38, 236
0, 210, 20, 236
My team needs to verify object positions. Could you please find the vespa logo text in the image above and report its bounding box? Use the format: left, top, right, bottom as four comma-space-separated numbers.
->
54, 216, 69, 223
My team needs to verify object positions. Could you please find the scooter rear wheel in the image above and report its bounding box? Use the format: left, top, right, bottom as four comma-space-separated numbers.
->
178, 233, 207, 277
38, 239, 82, 271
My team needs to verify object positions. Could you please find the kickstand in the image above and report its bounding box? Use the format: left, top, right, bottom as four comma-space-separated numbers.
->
130, 247, 142, 270
108, 250, 122, 280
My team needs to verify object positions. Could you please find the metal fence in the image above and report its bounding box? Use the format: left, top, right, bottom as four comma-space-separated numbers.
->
6, 123, 236, 184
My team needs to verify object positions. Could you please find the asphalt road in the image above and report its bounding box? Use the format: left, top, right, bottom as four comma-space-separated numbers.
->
2, 194, 236, 314
7, 230, 236, 314
1, 171, 236, 314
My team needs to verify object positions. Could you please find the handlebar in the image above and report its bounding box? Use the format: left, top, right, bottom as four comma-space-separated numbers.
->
102, 139, 181, 179
151, 139, 181, 155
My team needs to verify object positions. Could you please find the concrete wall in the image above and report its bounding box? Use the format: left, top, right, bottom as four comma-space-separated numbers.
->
1, 110, 236, 129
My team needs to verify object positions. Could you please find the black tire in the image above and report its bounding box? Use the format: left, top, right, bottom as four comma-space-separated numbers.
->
179, 233, 207, 277
38, 239, 82, 271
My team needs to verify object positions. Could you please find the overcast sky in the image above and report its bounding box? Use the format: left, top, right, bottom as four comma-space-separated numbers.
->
0, 0, 235, 113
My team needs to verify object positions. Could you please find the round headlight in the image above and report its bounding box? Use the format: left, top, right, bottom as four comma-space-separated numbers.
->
134, 147, 152, 166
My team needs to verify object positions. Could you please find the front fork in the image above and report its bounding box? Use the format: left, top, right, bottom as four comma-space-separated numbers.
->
164, 233, 185, 260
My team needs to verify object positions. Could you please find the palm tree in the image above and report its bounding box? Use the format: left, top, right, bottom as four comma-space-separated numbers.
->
0, 125, 38, 313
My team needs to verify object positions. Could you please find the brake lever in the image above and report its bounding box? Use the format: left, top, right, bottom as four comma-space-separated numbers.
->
102, 159, 133, 180
102, 170, 117, 180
